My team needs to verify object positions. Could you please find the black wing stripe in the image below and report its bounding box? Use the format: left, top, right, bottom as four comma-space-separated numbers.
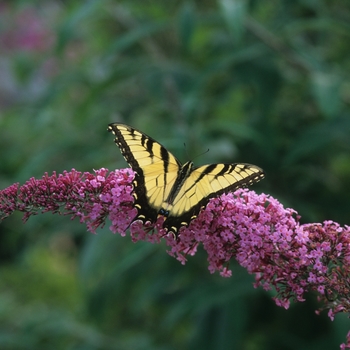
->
160, 145, 170, 194
179, 164, 217, 198
215, 164, 230, 178
160, 145, 169, 171
146, 137, 154, 157
140, 133, 146, 146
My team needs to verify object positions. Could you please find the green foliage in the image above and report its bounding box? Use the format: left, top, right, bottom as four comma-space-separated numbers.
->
1, 0, 350, 349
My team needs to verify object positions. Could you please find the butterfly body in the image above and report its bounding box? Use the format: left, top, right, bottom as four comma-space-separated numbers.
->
108, 123, 264, 236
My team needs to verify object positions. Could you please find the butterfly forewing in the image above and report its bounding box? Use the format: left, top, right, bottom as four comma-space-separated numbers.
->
167, 164, 263, 219
108, 123, 182, 224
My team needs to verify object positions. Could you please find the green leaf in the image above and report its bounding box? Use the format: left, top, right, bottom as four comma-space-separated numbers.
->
55, 0, 102, 53
177, 2, 197, 52
311, 71, 342, 118
219, 0, 248, 43
106, 21, 168, 56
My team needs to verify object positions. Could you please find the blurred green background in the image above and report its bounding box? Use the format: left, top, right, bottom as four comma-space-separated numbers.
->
0, 1, 350, 349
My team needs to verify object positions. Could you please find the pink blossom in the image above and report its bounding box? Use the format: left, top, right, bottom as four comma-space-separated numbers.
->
0, 7, 54, 53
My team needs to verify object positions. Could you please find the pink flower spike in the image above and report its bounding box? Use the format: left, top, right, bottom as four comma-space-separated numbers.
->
2, 169, 350, 349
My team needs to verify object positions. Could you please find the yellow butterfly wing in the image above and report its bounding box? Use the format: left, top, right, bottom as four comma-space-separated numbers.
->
163, 163, 264, 233
108, 123, 182, 225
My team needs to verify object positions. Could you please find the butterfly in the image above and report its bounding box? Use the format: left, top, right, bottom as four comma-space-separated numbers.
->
108, 123, 264, 237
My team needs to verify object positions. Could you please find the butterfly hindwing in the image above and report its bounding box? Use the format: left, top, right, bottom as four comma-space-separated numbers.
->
108, 122, 265, 236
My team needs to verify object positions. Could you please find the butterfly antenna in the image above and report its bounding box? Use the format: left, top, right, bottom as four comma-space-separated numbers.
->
192, 148, 210, 162
183, 142, 210, 161
183, 142, 188, 159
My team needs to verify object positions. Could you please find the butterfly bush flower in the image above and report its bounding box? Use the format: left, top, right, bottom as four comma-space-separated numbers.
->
1, 168, 350, 349
0, 168, 135, 234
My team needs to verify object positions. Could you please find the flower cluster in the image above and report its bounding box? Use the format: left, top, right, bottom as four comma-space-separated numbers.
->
1, 168, 350, 348
0, 168, 135, 233
0, 5, 54, 53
